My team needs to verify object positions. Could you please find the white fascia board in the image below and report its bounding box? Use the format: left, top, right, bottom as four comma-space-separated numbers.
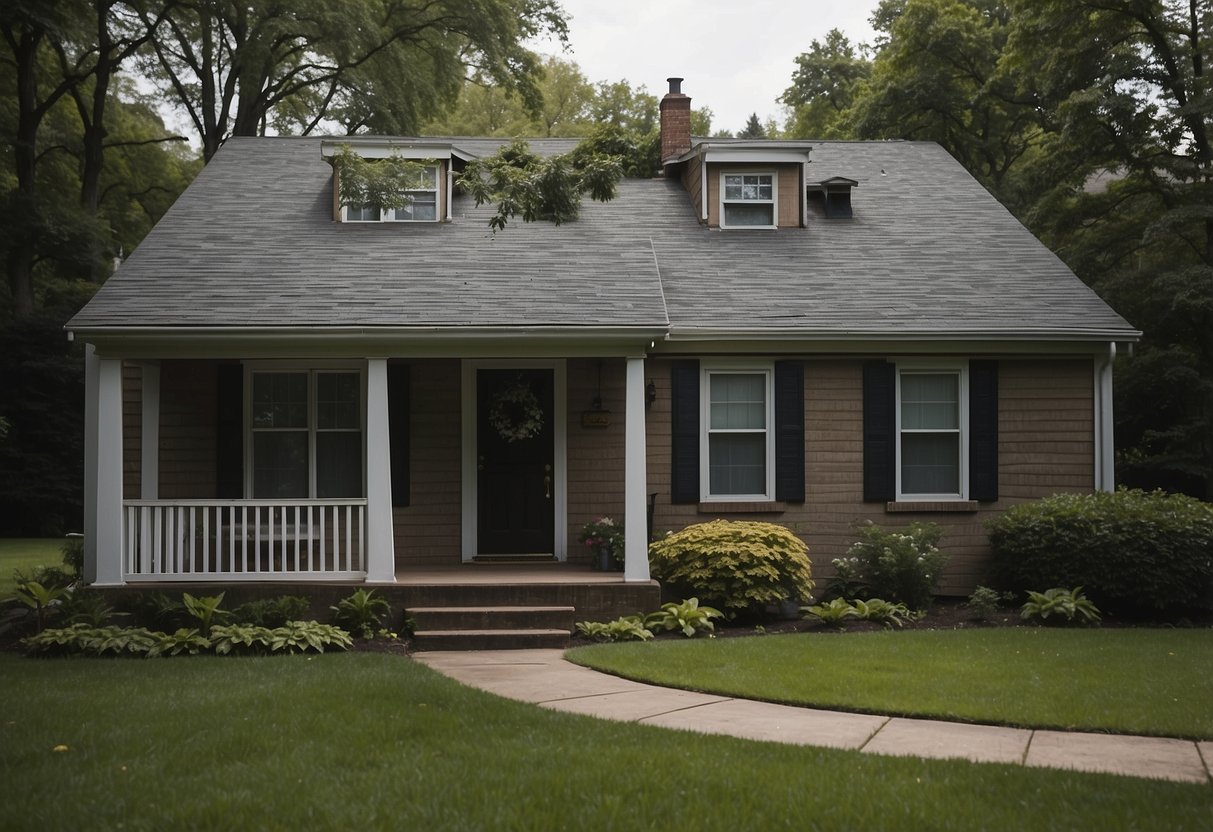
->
73, 325, 668, 359
702, 149, 812, 164
320, 140, 454, 160
655, 333, 1140, 357
664, 326, 1142, 343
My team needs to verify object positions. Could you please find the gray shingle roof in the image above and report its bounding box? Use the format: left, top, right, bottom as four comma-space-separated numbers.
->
69, 136, 1137, 342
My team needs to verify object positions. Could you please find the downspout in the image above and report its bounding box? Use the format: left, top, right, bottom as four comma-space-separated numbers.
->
1094, 342, 1116, 492
446, 166, 454, 221
699, 148, 708, 223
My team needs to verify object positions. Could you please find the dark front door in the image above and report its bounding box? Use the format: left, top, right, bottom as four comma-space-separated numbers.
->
477, 369, 555, 555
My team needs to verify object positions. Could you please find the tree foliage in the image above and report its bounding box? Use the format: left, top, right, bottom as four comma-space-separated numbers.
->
136, 0, 568, 160
781, 0, 1213, 498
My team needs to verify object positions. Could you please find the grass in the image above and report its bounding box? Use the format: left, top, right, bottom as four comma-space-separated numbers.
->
569, 628, 1213, 739
0, 538, 66, 597
1, 653, 1210, 831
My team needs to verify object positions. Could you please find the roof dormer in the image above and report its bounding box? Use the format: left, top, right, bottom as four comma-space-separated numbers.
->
806, 176, 858, 219
322, 139, 475, 224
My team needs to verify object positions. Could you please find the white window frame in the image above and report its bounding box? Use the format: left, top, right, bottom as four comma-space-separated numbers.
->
719, 170, 777, 230
895, 360, 969, 501
244, 362, 367, 498
340, 164, 440, 223
700, 362, 775, 501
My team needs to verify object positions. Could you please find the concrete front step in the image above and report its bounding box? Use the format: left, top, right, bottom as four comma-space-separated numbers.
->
409, 605, 576, 631
412, 628, 571, 651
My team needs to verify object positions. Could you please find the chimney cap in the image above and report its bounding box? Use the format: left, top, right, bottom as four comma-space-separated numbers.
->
667, 77, 684, 95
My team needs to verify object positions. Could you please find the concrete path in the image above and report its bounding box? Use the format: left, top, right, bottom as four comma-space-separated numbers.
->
414, 649, 1213, 785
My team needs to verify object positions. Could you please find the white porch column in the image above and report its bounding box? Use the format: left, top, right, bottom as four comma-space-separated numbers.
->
89, 348, 125, 586
624, 356, 651, 582
365, 358, 397, 583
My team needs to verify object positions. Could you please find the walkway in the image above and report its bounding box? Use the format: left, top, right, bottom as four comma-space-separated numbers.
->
415, 649, 1213, 785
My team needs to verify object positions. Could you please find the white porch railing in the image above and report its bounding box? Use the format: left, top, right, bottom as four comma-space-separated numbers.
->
121, 500, 367, 581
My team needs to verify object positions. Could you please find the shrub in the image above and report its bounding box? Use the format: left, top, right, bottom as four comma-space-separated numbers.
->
828, 521, 947, 610
987, 489, 1213, 618
232, 596, 311, 628
647, 520, 814, 614
644, 598, 723, 638
330, 589, 391, 638
964, 586, 1016, 621
1020, 587, 1102, 625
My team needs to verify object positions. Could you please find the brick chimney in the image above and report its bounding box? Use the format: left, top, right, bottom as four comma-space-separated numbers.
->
660, 77, 692, 164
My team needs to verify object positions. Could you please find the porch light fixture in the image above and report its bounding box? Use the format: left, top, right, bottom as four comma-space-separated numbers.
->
645, 379, 657, 410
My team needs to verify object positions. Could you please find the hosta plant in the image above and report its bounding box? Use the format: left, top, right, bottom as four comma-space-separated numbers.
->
576, 615, 653, 642
23, 624, 158, 657
802, 598, 859, 626
648, 520, 814, 614
210, 624, 275, 655
1020, 587, 1102, 625
852, 598, 917, 628
268, 621, 353, 653
644, 598, 723, 638
149, 628, 212, 657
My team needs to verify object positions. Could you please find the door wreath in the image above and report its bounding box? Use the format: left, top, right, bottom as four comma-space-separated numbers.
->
488, 376, 544, 442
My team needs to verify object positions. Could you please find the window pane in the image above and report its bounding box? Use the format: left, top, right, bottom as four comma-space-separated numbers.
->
901, 373, 958, 429
709, 373, 765, 429
723, 203, 774, 226
317, 432, 363, 498
317, 372, 360, 429
252, 373, 307, 429
394, 192, 437, 221
346, 204, 380, 221
253, 432, 308, 498
709, 434, 766, 495
902, 433, 960, 494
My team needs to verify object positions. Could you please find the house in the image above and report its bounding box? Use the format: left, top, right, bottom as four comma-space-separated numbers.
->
68, 78, 1139, 600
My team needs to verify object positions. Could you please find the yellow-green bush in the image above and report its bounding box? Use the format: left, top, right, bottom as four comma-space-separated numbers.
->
648, 520, 814, 614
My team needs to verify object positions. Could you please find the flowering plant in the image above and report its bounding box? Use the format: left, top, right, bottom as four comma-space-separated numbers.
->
580, 517, 624, 566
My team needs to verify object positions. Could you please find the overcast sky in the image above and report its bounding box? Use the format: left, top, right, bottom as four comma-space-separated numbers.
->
528, 0, 880, 134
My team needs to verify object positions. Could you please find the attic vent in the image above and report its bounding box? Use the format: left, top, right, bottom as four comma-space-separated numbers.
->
806, 176, 858, 219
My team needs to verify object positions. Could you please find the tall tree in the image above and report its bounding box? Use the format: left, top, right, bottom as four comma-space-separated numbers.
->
849, 0, 1039, 206
780, 28, 871, 138
137, 0, 568, 160
738, 113, 767, 138
1005, 0, 1213, 497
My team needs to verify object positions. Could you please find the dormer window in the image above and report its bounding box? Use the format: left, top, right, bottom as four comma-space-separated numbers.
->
806, 177, 858, 219
341, 164, 440, 223
721, 172, 776, 229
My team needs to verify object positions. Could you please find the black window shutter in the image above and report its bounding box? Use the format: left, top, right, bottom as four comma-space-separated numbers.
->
969, 359, 999, 502
863, 360, 896, 502
215, 363, 243, 498
670, 359, 700, 504
387, 364, 410, 508
774, 360, 805, 502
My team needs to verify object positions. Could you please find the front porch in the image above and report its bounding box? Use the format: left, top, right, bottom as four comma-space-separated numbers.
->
84, 350, 656, 588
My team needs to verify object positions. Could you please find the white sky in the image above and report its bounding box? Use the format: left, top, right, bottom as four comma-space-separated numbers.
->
529, 0, 880, 134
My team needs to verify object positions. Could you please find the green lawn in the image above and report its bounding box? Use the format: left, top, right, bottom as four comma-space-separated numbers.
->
569, 628, 1213, 739
0, 538, 66, 597
1, 653, 1209, 831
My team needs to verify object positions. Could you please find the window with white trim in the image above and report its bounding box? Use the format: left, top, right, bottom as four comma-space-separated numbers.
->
250, 369, 364, 498
702, 366, 774, 499
342, 164, 439, 223
896, 364, 968, 499
721, 171, 776, 228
